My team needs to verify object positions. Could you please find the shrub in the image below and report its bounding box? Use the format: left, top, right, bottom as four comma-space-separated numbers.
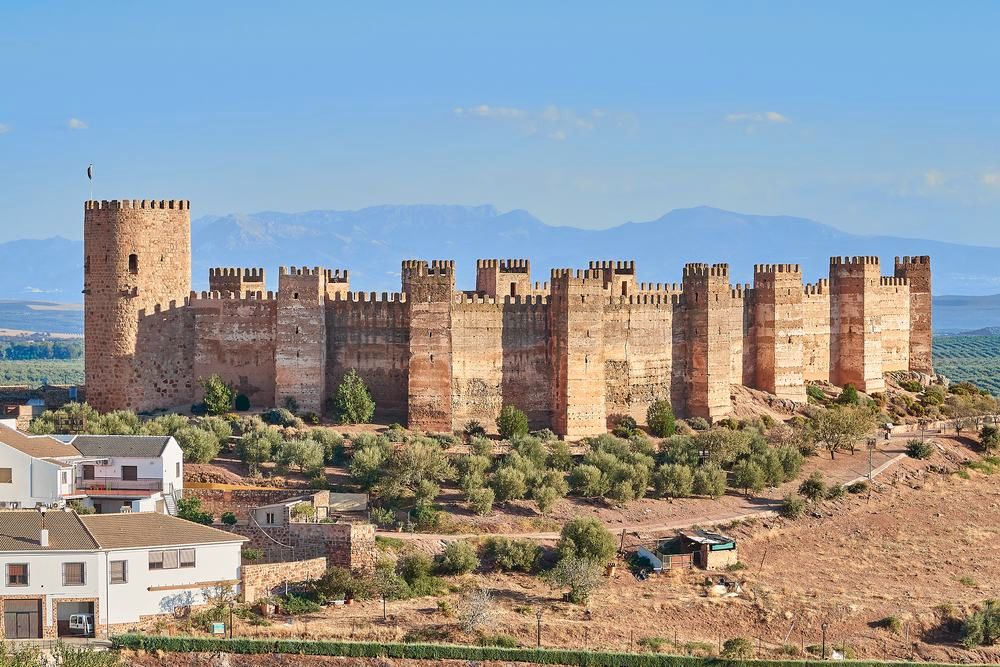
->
234, 394, 251, 411
836, 384, 860, 405
332, 369, 376, 424
781, 494, 805, 518
221, 511, 237, 526
496, 405, 529, 439
557, 517, 616, 563
464, 420, 487, 439
310, 428, 346, 465
484, 537, 540, 573
281, 594, 321, 615
646, 400, 676, 438
847, 480, 869, 494
533, 485, 561, 514
492, 466, 528, 503
980, 425, 1000, 452
412, 503, 443, 531
731, 460, 765, 496
263, 408, 301, 428
142, 413, 189, 437
469, 435, 493, 457
399, 552, 434, 583
611, 415, 638, 438
687, 416, 710, 431
568, 464, 605, 497
200, 374, 236, 415
241, 548, 263, 562
798, 471, 826, 501
176, 497, 213, 525
174, 425, 221, 464
906, 438, 934, 460
961, 599, 1000, 648
826, 484, 845, 500
369, 507, 396, 528
437, 541, 479, 575
198, 415, 234, 444
721, 637, 753, 660
879, 615, 902, 634
466, 486, 494, 516
691, 464, 727, 498
543, 556, 604, 604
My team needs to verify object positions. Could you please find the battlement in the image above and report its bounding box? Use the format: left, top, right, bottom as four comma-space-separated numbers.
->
588, 260, 636, 274
683, 263, 730, 279
324, 269, 349, 283
85, 199, 189, 211
401, 259, 455, 277
532, 281, 550, 293
637, 282, 682, 293
137, 299, 188, 318
330, 291, 407, 303
753, 263, 801, 275
279, 266, 326, 277
895, 255, 931, 267
209, 267, 265, 280
550, 268, 605, 282
476, 258, 531, 273
804, 279, 829, 295
190, 290, 274, 302
607, 293, 680, 306
880, 276, 909, 287
830, 256, 880, 266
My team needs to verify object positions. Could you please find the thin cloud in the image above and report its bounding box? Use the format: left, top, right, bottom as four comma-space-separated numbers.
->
725, 111, 791, 124
454, 104, 635, 141
924, 170, 946, 187
68, 118, 88, 130
0, 123, 9, 134
982, 172, 1000, 187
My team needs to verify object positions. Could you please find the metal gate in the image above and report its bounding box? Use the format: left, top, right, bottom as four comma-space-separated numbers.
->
4, 599, 42, 639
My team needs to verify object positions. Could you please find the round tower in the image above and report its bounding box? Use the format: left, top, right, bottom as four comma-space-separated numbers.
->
83, 200, 192, 412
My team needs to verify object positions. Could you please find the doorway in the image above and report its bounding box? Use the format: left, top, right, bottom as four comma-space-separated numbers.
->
3, 599, 42, 639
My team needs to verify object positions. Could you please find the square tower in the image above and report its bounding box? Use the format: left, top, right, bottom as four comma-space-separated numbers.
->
829, 256, 884, 392
275, 266, 327, 413
402, 260, 455, 432
683, 263, 736, 420
752, 264, 806, 402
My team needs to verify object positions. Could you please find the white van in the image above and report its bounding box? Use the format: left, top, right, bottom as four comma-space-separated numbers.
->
68, 613, 94, 636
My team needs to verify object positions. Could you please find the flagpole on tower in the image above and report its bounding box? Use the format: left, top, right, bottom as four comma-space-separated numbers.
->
87, 164, 93, 201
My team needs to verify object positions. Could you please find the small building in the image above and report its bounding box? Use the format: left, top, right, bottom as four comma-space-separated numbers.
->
0, 423, 183, 515
636, 529, 738, 572
0, 509, 246, 639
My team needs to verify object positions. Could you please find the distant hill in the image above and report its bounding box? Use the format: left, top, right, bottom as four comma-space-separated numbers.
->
932, 294, 1000, 334
5, 204, 1000, 300
0, 301, 83, 335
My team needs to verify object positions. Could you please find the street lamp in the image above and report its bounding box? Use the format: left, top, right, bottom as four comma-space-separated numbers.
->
866, 437, 878, 482
821, 623, 829, 659
536, 609, 543, 648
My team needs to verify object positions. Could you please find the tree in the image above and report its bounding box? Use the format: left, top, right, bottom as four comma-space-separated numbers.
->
653, 463, 693, 498
496, 405, 529, 439
237, 422, 281, 476
722, 638, 754, 660
557, 517, 616, 563
200, 374, 235, 415
28, 401, 99, 435
484, 537, 540, 573
491, 466, 528, 503
646, 400, 676, 438
458, 587, 498, 633
980, 425, 1000, 452
438, 541, 479, 575
384, 438, 455, 500
544, 556, 604, 604
798, 471, 826, 501
813, 405, 877, 459
174, 425, 220, 464
332, 369, 375, 424
781, 493, 805, 518
176, 497, 213, 525
466, 486, 494, 516
277, 438, 325, 475
692, 464, 727, 498
198, 415, 234, 444
568, 464, 606, 498
731, 460, 765, 497
350, 445, 387, 489
142, 413, 189, 437
534, 485, 560, 515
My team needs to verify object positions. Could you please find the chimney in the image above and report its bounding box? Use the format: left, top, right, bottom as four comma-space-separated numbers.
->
39, 528, 49, 548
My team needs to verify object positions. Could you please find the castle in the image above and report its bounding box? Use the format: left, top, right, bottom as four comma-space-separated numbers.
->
83, 200, 932, 437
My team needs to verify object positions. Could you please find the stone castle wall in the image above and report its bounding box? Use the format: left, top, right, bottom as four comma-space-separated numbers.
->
83, 199, 932, 434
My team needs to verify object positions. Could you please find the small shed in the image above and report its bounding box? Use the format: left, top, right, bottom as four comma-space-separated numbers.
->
678, 529, 738, 569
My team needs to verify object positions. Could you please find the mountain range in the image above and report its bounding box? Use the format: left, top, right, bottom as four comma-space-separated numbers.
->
6, 205, 1000, 302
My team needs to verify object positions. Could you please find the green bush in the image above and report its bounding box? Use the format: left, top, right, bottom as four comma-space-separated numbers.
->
221, 511, 237, 525
847, 480, 869, 494
263, 408, 301, 428
332, 369, 376, 424
806, 384, 827, 402
721, 637, 753, 660
466, 486, 495, 516
200, 374, 236, 415
174, 425, 221, 464
781, 494, 805, 518
652, 463, 693, 498
176, 497, 213, 525
906, 439, 934, 460
484, 537, 540, 572
464, 420, 487, 438
612, 415, 639, 438
496, 405, 529, 439
797, 471, 826, 501
234, 394, 251, 411
437, 541, 479, 575
646, 400, 676, 438
691, 464, 727, 499
961, 599, 1000, 648
241, 548, 263, 562
280, 593, 321, 615
369, 507, 396, 528
557, 517, 616, 564
836, 384, 861, 405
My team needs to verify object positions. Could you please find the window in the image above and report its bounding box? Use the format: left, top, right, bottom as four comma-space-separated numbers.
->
265, 512, 276, 525
176, 462, 181, 478
149, 550, 180, 570
6, 563, 28, 586
510, 282, 517, 297
148, 551, 163, 570
121, 466, 138, 482
110, 560, 127, 584
0, 468, 11, 484
179, 549, 196, 568
62, 562, 85, 586
82, 465, 94, 481
128, 253, 138, 274
60, 471, 68, 485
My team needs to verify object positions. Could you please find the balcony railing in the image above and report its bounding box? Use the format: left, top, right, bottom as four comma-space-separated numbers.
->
75, 478, 164, 495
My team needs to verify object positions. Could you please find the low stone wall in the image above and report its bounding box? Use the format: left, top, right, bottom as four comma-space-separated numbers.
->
185, 487, 311, 520
241, 557, 327, 603
224, 521, 376, 573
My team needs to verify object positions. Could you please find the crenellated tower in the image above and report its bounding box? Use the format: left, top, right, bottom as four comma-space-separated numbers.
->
752, 264, 806, 402
208, 267, 265, 296
894, 256, 932, 374
83, 200, 192, 412
402, 260, 455, 432
275, 267, 327, 413
682, 263, 736, 419
475, 259, 532, 298
829, 256, 884, 392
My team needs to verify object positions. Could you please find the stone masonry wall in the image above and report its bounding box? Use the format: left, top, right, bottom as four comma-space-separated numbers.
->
241, 557, 327, 603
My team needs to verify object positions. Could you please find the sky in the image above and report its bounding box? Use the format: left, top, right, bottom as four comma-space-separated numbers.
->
2, 2, 1000, 244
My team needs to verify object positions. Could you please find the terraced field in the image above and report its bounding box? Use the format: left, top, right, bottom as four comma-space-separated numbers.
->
933, 334, 1000, 394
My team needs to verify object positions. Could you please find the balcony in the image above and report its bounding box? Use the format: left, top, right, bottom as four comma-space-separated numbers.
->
74, 478, 164, 497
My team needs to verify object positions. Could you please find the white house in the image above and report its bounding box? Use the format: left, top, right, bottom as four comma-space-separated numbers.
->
0, 510, 246, 639
0, 424, 183, 515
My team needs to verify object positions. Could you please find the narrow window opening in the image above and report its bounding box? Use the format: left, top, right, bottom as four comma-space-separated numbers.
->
510, 282, 517, 297
293, 292, 299, 299
621, 282, 628, 296
128, 254, 138, 274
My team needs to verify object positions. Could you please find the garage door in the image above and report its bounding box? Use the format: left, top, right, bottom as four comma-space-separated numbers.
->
4, 599, 42, 639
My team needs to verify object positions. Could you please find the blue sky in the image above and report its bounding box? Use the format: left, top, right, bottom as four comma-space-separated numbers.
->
2, 2, 1000, 244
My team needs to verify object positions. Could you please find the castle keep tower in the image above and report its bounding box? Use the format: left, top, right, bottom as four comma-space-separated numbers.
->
683, 264, 736, 419
83, 200, 191, 412
275, 267, 328, 414
894, 256, 932, 374
752, 264, 806, 402
830, 256, 885, 393
403, 260, 455, 432
475, 259, 531, 298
